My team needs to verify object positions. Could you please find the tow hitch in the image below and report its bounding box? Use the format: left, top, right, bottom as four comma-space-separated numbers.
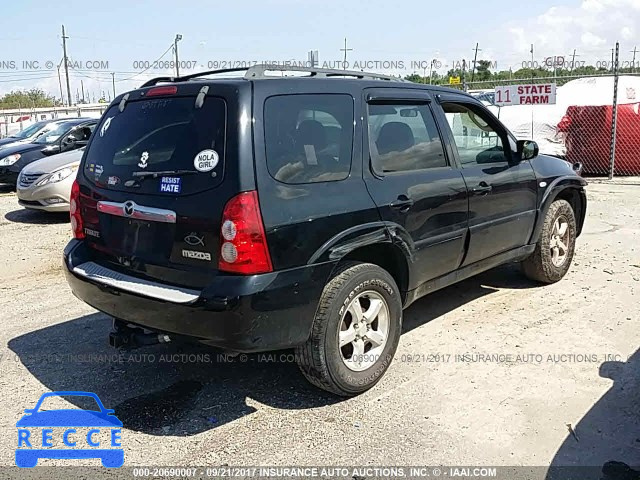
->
109, 320, 171, 349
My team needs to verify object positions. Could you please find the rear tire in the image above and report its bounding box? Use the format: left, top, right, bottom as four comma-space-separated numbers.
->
295, 262, 402, 396
522, 199, 576, 283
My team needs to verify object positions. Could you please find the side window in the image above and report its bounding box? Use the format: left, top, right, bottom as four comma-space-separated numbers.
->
441, 102, 508, 166
264, 94, 353, 184
367, 103, 447, 174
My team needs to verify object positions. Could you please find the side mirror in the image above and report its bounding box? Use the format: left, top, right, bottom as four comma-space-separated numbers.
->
517, 140, 539, 161
42, 144, 61, 155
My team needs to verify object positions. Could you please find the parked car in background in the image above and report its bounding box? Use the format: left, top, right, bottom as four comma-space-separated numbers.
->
17, 148, 84, 212
0, 118, 96, 188
0, 120, 60, 150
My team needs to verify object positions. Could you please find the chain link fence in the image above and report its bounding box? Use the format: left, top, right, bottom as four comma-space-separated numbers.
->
464, 71, 640, 178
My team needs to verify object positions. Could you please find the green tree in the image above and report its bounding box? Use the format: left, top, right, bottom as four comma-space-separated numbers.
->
474, 60, 493, 81
405, 73, 425, 83
0, 88, 56, 109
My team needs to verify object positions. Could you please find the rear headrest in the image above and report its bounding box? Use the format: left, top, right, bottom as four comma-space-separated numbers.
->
296, 120, 327, 150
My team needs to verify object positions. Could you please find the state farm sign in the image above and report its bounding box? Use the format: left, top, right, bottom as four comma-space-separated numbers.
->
494, 83, 557, 106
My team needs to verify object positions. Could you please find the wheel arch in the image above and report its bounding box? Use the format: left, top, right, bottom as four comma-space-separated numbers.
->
530, 177, 587, 243
338, 243, 410, 305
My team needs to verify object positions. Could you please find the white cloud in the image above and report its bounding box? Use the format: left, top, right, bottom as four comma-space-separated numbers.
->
581, 31, 607, 46
498, 0, 640, 67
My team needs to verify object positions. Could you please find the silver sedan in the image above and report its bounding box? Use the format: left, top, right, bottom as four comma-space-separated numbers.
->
16, 148, 84, 212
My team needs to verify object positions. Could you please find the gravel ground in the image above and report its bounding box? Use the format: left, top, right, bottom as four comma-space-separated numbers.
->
0, 183, 638, 477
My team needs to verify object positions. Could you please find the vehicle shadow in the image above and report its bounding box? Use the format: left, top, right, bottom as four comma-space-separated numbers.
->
546, 349, 640, 480
403, 263, 538, 333
9, 263, 540, 437
8, 313, 339, 436
4, 208, 69, 225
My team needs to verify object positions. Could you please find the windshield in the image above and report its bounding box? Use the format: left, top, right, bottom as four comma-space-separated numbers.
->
33, 121, 78, 145
13, 121, 50, 139
13, 122, 47, 138
84, 96, 226, 194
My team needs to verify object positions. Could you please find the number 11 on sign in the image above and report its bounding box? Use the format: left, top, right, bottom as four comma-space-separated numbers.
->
496, 88, 511, 104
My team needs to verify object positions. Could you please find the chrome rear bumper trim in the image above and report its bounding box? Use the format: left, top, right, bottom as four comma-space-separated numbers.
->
97, 200, 176, 224
72, 261, 200, 304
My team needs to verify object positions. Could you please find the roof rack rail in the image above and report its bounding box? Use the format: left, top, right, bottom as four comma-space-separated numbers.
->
245, 64, 406, 82
139, 64, 406, 88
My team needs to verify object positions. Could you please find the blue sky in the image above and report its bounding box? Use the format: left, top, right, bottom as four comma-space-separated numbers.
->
1, 0, 638, 100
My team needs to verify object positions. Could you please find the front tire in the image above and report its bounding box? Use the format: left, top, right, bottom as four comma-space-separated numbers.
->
295, 262, 402, 396
522, 199, 577, 283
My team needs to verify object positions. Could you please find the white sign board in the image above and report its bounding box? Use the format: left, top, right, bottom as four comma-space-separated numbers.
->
494, 84, 557, 106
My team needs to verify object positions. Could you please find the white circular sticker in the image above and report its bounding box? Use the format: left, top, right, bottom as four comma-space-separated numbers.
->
193, 149, 219, 172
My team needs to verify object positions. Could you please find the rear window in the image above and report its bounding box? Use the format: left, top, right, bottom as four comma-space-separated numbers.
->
264, 94, 353, 184
84, 96, 226, 193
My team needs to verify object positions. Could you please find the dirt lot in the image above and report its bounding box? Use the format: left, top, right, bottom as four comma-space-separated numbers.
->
0, 182, 637, 477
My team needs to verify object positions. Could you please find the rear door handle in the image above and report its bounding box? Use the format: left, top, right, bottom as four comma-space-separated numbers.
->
389, 195, 414, 212
472, 182, 493, 196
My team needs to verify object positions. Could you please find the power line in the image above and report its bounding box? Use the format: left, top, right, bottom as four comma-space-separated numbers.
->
117, 43, 174, 82
0, 75, 57, 83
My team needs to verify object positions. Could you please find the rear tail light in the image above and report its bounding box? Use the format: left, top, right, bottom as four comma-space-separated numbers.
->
218, 191, 272, 275
70, 179, 85, 239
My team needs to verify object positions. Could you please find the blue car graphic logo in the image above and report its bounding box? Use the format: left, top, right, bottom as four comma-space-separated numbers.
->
16, 391, 123, 468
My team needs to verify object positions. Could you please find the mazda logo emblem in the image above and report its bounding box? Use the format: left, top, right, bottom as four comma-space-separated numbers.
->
123, 201, 135, 217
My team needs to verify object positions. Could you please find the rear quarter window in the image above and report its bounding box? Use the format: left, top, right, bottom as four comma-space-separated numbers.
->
264, 94, 354, 184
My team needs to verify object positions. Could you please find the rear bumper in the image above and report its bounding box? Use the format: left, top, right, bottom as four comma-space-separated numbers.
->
63, 240, 334, 352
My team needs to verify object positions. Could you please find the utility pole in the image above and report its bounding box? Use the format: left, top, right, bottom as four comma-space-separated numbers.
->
461, 59, 467, 91
611, 48, 615, 73
61, 25, 72, 107
81, 80, 85, 103
111, 72, 116, 98
631, 46, 638, 73
570, 49, 579, 73
530, 44, 534, 68
174, 34, 183, 77
57, 65, 64, 106
340, 38, 352, 70
471, 43, 481, 82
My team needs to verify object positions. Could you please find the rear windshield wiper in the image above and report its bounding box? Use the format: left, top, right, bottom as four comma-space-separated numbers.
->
131, 169, 198, 178
124, 169, 198, 187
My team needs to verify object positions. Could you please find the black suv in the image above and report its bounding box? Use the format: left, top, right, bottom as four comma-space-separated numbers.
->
63, 65, 587, 396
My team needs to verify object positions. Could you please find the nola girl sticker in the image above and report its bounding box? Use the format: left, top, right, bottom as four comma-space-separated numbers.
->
193, 150, 219, 172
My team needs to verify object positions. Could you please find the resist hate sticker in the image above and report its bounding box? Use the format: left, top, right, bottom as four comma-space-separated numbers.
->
159, 176, 181, 193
